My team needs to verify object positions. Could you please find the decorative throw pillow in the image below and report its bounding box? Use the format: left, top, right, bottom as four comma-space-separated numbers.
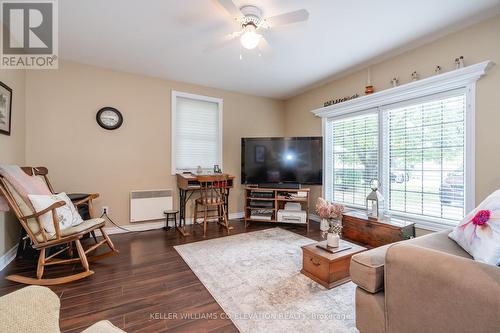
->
449, 190, 500, 265
28, 192, 84, 234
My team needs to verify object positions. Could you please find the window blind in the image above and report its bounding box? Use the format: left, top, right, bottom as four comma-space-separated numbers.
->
331, 112, 378, 206
173, 96, 221, 171
386, 94, 466, 222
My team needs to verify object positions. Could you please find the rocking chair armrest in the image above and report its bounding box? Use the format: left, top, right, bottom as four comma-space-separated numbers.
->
73, 193, 99, 207
20, 200, 66, 220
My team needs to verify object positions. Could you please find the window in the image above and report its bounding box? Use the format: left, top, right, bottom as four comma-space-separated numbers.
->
384, 93, 466, 222
171, 91, 222, 174
325, 89, 469, 228
329, 112, 378, 206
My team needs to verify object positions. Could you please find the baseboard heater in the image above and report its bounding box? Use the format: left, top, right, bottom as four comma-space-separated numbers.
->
130, 189, 173, 223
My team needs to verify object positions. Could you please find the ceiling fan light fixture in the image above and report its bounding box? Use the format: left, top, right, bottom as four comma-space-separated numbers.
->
240, 25, 261, 50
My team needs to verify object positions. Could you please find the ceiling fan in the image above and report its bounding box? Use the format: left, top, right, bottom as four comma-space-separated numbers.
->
213, 0, 309, 52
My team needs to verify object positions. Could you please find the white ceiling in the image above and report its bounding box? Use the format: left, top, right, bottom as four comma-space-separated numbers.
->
59, 0, 500, 99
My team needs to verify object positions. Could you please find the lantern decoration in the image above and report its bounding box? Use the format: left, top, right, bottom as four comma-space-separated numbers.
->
366, 179, 384, 220
365, 67, 374, 95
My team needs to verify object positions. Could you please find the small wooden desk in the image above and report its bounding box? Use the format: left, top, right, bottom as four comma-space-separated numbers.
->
176, 173, 235, 236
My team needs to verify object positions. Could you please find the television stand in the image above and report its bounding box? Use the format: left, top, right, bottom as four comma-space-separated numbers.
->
259, 183, 301, 189
244, 186, 310, 231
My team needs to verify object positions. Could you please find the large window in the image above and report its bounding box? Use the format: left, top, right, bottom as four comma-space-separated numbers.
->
330, 112, 378, 206
325, 89, 469, 227
171, 91, 223, 174
384, 93, 465, 222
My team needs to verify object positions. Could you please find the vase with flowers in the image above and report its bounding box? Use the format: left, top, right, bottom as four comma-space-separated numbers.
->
315, 197, 345, 248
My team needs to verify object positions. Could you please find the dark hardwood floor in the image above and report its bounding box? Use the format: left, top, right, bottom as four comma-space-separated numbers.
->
0, 220, 323, 333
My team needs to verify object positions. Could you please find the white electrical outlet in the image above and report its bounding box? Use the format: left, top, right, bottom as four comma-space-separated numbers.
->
102, 206, 109, 215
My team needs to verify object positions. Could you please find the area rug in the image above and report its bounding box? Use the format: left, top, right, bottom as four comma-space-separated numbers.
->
174, 228, 358, 333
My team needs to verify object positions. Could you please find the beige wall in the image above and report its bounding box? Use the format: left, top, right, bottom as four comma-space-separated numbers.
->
284, 15, 500, 228
25, 60, 285, 227
0, 69, 25, 257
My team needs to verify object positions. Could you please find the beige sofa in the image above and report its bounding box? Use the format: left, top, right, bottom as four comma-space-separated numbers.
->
350, 230, 500, 333
0, 286, 125, 333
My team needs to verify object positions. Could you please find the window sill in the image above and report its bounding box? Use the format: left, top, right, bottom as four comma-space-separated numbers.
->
412, 219, 455, 232
387, 212, 457, 232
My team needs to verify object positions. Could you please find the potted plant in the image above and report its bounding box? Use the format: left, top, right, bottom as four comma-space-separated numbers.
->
316, 197, 345, 247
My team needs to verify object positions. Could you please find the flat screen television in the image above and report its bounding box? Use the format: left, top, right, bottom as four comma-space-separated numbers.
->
241, 137, 323, 186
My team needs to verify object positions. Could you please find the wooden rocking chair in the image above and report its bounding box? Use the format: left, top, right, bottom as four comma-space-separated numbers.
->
0, 166, 118, 285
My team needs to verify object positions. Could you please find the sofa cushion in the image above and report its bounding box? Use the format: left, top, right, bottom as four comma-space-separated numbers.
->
350, 229, 471, 293
60, 218, 104, 237
350, 244, 388, 293
33, 218, 105, 242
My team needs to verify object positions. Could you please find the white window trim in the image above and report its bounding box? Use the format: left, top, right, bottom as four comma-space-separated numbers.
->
313, 60, 494, 231
171, 90, 223, 175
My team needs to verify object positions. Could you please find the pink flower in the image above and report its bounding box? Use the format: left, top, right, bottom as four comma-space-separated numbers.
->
472, 210, 490, 226
460, 209, 492, 244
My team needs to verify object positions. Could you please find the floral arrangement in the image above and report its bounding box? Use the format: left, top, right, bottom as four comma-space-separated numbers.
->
316, 197, 345, 237
316, 197, 344, 220
328, 222, 343, 235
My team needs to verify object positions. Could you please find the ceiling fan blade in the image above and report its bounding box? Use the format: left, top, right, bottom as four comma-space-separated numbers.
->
215, 0, 241, 18
204, 31, 241, 53
265, 9, 309, 27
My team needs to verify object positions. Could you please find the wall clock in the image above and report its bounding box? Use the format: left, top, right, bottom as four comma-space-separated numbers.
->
96, 107, 123, 130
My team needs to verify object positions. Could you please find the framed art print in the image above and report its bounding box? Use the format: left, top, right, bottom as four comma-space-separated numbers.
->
0, 81, 12, 136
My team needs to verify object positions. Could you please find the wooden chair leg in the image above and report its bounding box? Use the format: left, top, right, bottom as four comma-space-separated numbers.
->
194, 202, 198, 225
75, 239, 90, 272
37, 248, 45, 279
91, 230, 98, 243
203, 206, 208, 237
99, 227, 117, 252
222, 205, 230, 235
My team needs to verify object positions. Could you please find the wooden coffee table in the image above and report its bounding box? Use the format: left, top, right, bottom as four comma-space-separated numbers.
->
301, 239, 367, 289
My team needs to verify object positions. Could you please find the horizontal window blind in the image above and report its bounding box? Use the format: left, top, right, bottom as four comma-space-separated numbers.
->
174, 96, 221, 171
386, 94, 466, 222
331, 113, 378, 206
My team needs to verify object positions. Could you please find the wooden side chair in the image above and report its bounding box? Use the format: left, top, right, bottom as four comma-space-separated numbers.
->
0, 166, 118, 285
193, 174, 231, 236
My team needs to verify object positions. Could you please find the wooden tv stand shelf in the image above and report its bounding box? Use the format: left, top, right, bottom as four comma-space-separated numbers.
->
244, 186, 310, 231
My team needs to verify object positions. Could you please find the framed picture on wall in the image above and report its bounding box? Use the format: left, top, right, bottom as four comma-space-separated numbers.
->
0, 81, 12, 136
